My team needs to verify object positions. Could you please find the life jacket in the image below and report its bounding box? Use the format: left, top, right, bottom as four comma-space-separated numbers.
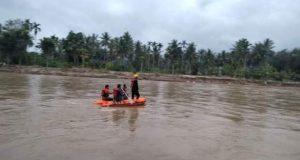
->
131, 79, 139, 91
101, 88, 109, 97
113, 88, 121, 97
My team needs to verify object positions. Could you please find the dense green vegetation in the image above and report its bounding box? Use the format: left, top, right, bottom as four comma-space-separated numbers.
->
0, 19, 299, 81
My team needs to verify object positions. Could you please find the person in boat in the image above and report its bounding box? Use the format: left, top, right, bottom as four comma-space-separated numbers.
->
131, 73, 140, 99
101, 85, 113, 101
113, 84, 123, 104
121, 84, 128, 100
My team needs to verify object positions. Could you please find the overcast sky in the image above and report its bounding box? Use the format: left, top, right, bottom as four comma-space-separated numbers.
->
0, 0, 299, 52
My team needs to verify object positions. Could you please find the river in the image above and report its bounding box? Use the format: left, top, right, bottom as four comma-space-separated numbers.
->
0, 73, 299, 160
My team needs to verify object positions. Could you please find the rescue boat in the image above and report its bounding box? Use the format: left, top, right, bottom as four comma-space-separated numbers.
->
95, 97, 146, 107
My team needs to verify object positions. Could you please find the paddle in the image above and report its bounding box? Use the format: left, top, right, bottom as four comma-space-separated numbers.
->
120, 87, 134, 104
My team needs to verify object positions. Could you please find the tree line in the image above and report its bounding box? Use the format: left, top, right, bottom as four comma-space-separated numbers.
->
0, 19, 299, 81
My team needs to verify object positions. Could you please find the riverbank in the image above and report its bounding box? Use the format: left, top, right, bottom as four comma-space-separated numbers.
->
1, 65, 299, 87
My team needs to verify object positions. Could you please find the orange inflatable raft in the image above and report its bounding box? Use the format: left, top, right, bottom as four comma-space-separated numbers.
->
95, 97, 146, 107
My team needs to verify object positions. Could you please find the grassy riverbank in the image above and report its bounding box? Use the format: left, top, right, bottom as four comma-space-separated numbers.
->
1, 65, 299, 87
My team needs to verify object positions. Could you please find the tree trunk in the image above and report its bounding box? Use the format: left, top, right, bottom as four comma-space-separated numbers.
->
73, 55, 79, 66
147, 56, 150, 71
140, 62, 143, 72
82, 57, 85, 67
51, 55, 54, 64
18, 56, 22, 65
181, 57, 184, 73
34, 54, 37, 65
73, 55, 76, 65
172, 63, 175, 74
243, 56, 247, 79
104, 49, 107, 64
6, 57, 10, 65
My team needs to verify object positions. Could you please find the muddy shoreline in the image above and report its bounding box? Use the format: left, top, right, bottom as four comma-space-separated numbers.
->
0, 65, 299, 87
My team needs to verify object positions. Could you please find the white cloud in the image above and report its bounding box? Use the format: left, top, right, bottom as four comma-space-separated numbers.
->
0, 0, 299, 52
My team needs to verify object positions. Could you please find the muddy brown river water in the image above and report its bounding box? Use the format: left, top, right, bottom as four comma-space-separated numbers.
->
0, 73, 299, 160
